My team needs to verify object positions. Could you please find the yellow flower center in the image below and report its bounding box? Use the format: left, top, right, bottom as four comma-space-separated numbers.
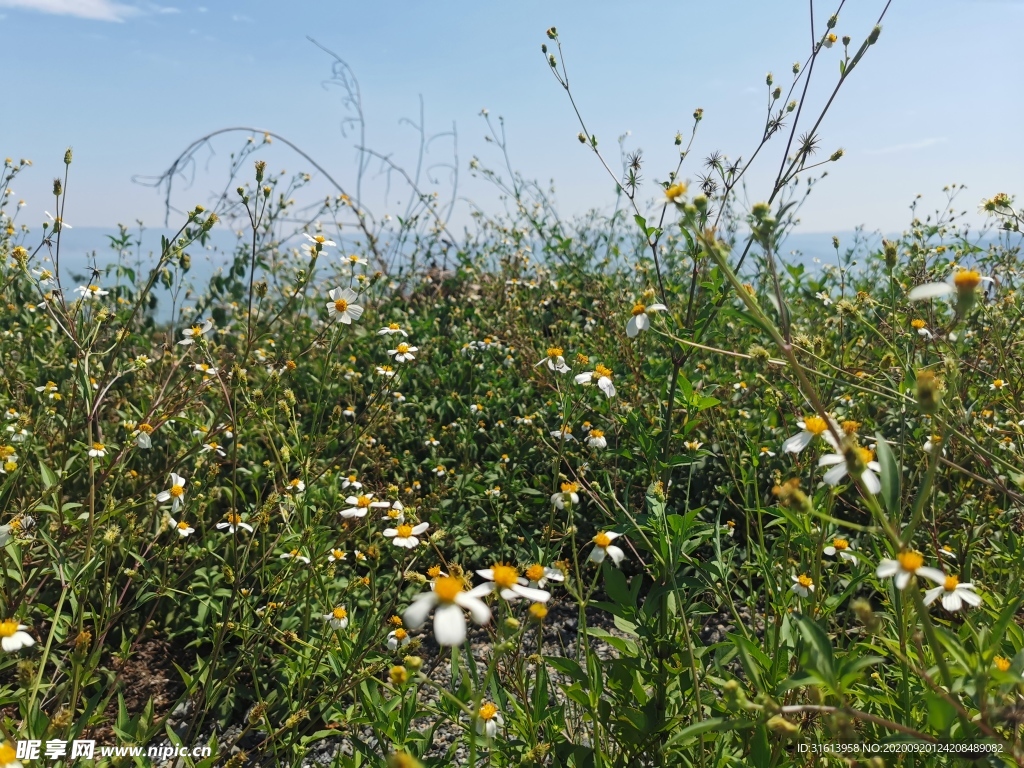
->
842, 420, 861, 434
0, 743, 15, 763
953, 269, 981, 291
356, 495, 372, 508
911, 319, 926, 329
88, 284, 100, 292
314, 235, 326, 244
0, 619, 19, 638
491, 564, 519, 589
169, 484, 184, 498
138, 423, 153, 434
329, 607, 347, 621
332, 549, 345, 559
0, 446, 13, 458
857, 447, 875, 465
594, 364, 613, 379
289, 479, 302, 488
207, 441, 219, 450
190, 324, 203, 335
389, 615, 403, 627
226, 513, 241, 525
897, 551, 924, 572
526, 564, 546, 582
593, 532, 611, 548
479, 702, 498, 721
831, 539, 849, 551
334, 298, 349, 312
396, 343, 410, 354
993, 379, 1005, 388
803, 416, 828, 435
631, 302, 646, 316
590, 429, 604, 438
389, 322, 400, 330
826, 33, 837, 43
546, 346, 563, 358
177, 521, 190, 530
427, 565, 442, 578
92, 442, 105, 452
664, 182, 687, 200
943, 575, 959, 592
396, 524, 413, 538
797, 575, 813, 588
560, 481, 579, 494
995, 656, 1011, 672
434, 576, 463, 603
394, 628, 407, 640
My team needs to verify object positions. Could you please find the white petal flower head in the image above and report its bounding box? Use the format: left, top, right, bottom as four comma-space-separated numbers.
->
216, 512, 254, 534
524, 563, 565, 589
876, 551, 945, 590
923, 575, 982, 612
586, 429, 607, 449
323, 606, 349, 629
168, 518, 195, 537
550, 426, 576, 442
589, 531, 625, 566
280, 549, 311, 564
302, 232, 337, 255
326, 287, 364, 324
384, 521, 429, 549
626, 301, 667, 338
0, 619, 35, 652
402, 575, 492, 646
535, 346, 571, 374
574, 363, 616, 398
782, 415, 841, 454
818, 445, 882, 495
156, 472, 187, 512
285, 478, 306, 494
75, 283, 109, 300
551, 481, 580, 509
45, 210, 72, 230
388, 342, 419, 363
475, 702, 504, 738
476, 564, 552, 603
340, 493, 390, 519
88, 442, 107, 458
791, 574, 815, 597
908, 269, 993, 302
823, 537, 857, 563
387, 627, 411, 650
378, 322, 408, 337
178, 319, 214, 346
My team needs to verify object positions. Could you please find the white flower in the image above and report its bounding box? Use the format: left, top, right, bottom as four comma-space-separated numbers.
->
344, 253, 368, 269
923, 575, 982, 612
342, 405, 356, 418
375, 365, 396, 378
586, 429, 607, 449
923, 434, 945, 455
588, 531, 625, 566
822, 32, 838, 48
285, 478, 306, 494
378, 323, 408, 337
75, 284, 109, 300
388, 342, 419, 363
0, 619, 35, 652
323, 606, 349, 629
574, 363, 616, 398
167, 517, 195, 537
384, 521, 429, 548
302, 232, 336, 256
551, 482, 580, 509
340, 494, 390, 519
156, 473, 187, 512
876, 551, 945, 590
990, 378, 1008, 391
524, 563, 565, 589
433, 465, 448, 477
387, 627, 411, 650
201, 441, 226, 457
45, 211, 71, 229
816, 291, 832, 306
823, 538, 857, 563
535, 346, 570, 374
476, 564, 551, 602
88, 442, 107, 458
684, 440, 703, 452
791, 574, 815, 597
550, 426, 576, 442
475, 702, 504, 738
402, 575, 492, 646
626, 301, 667, 338
193, 363, 218, 378
818, 445, 882, 494
280, 548, 310, 564
759, 446, 776, 458
782, 415, 841, 454
216, 513, 254, 534
178, 319, 213, 346
326, 287, 364, 324
327, 548, 347, 562
908, 269, 993, 302
342, 474, 362, 490
424, 437, 440, 447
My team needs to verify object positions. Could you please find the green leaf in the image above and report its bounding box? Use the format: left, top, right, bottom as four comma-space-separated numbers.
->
874, 432, 900, 515
39, 461, 57, 490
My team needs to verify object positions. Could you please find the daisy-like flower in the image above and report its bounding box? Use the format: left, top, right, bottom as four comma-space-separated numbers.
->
216, 512, 254, 534
823, 538, 857, 563
340, 493, 390, 519
819, 445, 882, 494
424, 436, 440, 447
285, 478, 306, 494
588, 531, 626, 566
384, 521, 429, 549
475, 702, 504, 738
782, 415, 841, 454
344, 253, 369, 269
923, 434, 945, 454
378, 322, 408, 337
911, 319, 933, 339
75, 283, 109, 300
476, 564, 551, 602
822, 32, 838, 48
876, 551, 945, 590
45, 211, 72, 230
375, 365, 396, 378
88, 442, 107, 458
168, 518, 195, 537
551, 481, 580, 509
657, 181, 688, 207
327, 548, 347, 563
201, 441, 226, 457
342, 473, 362, 490
759, 446, 776, 458
326, 287, 364, 324
626, 301, 667, 338
280, 549, 311, 564
816, 291, 832, 306
0, 740, 21, 768
323, 606, 349, 629
0, 619, 34, 652
551, 425, 576, 442
433, 465, 448, 477
525, 563, 565, 589
193, 363, 219, 379
923, 574, 982, 612
3, 409, 18, 421
131, 422, 154, 449
908, 268, 993, 302
991, 378, 1008, 391
684, 440, 703, 452
342, 405, 356, 418
402, 575, 492, 646
156, 473, 187, 512
302, 232, 337, 256
388, 342, 418, 363
387, 626, 411, 651
586, 428, 607, 449
485, 486, 501, 497
384, 501, 406, 524
535, 346, 571, 374
178, 319, 214, 346
35, 381, 60, 399
791, 574, 815, 597
575, 363, 616, 398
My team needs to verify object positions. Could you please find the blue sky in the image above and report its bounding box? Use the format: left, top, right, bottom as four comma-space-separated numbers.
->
3, 0, 1022, 236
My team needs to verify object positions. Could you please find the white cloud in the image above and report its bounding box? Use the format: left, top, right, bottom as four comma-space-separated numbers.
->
864, 137, 947, 156
0, 0, 139, 21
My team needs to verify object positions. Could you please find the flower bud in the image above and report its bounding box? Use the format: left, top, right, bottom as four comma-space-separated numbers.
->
882, 239, 898, 270
64, 147, 73, 165
255, 160, 266, 182
868, 25, 881, 44
53, 178, 62, 196
916, 370, 942, 414
546, 26, 557, 39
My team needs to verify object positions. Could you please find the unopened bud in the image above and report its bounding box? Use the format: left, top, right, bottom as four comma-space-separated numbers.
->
868, 25, 881, 44
916, 370, 942, 414
64, 147, 73, 165
52, 178, 62, 196
255, 160, 266, 182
